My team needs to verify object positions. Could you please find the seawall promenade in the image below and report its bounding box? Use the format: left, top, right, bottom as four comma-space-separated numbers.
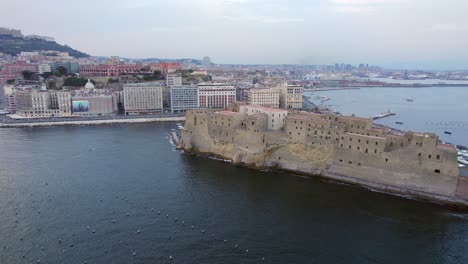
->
0, 116, 186, 128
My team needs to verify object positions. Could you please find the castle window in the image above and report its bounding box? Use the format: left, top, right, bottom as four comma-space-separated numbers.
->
357, 147, 360, 150
348, 161, 352, 164
436, 155, 440, 160
358, 139, 361, 143
366, 141, 369, 144
341, 144, 343, 147
252, 121, 255, 125
358, 163, 361, 166
418, 153, 421, 157
434, 169, 440, 173
428, 155, 432, 159
278, 157, 281, 160
374, 149, 377, 154
385, 158, 388, 162
365, 148, 368, 153
375, 142, 378, 145
339, 159, 343, 162
349, 145, 352, 149
401, 143, 403, 147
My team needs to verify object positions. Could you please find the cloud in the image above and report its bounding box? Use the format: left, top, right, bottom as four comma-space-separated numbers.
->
330, 0, 401, 14
424, 24, 467, 33
223, 15, 304, 24
331, 0, 399, 4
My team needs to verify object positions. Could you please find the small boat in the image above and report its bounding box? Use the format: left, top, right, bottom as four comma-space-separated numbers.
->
444, 131, 452, 135
459, 164, 466, 168
395, 121, 403, 125
406, 98, 414, 102
457, 157, 468, 165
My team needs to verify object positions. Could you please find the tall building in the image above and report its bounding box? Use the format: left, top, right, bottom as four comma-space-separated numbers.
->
279, 84, 304, 109
123, 83, 163, 115
198, 83, 236, 109
247, 88, 280, 108
170, 85, 199, 113
166, 74, 182, 87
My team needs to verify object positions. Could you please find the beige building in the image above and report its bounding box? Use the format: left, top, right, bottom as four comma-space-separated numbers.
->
123, 83, 163, 115
247, 88, 280, 108
15, 91, 71, 117
238, 105, 288, 130
72, 95, 116, 115
279, 84, 304, 109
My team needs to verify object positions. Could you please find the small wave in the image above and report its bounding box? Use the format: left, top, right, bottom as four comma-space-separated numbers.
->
446, 213, 468, 220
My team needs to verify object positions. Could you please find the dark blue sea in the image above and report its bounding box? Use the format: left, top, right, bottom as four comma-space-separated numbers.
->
0, 85, 468, 264
0, 121, 467, 264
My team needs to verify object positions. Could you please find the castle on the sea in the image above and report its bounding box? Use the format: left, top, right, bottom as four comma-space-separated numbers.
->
180, 103, 468, 206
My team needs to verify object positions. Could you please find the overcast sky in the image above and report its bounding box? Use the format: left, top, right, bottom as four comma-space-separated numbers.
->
1, 0, 468, 69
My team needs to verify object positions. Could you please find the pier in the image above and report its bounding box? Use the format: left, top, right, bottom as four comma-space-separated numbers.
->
372, 111, 396, 120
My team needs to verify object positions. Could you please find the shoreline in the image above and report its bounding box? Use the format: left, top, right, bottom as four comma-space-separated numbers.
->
0, 116, 186, 128
183, 149, 468, 209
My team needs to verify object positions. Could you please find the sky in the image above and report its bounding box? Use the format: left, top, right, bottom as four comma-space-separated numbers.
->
1, 0, 468, 70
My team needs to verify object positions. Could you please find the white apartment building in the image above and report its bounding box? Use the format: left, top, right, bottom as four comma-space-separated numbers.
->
123, 83, 163, 115
247, 88, 280, 108
198, 83, 236, 109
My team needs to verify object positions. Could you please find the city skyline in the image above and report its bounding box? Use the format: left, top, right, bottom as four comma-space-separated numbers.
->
1, 0, 468, 70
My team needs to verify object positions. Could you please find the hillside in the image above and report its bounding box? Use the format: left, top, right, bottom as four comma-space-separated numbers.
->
0, 34, 89, 58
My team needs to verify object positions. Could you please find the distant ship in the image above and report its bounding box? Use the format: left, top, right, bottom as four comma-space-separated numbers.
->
406, 98, 414, 102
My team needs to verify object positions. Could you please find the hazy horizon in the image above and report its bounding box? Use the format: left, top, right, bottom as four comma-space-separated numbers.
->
1, 0, 468, 70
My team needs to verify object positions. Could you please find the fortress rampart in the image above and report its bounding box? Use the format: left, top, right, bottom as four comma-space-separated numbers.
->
180, 105, 467, 206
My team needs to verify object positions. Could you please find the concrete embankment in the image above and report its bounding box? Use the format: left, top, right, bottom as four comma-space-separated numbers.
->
0, 116, 186, 128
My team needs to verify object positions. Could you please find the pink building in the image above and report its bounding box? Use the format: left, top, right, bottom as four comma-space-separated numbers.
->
0, 61, 37, 84
79, 64, 143, 77
149, 62, 182, 73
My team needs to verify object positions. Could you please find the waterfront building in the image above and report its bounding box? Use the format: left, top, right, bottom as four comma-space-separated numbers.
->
72, 95, 116, 115
166, 74, 182, 87
197, 83, 236, 109
123, 83, 163, 115
279, 84, 304, 109
247, 88, 280, 108
15, 90, 72, 117
170, 85, 199, 113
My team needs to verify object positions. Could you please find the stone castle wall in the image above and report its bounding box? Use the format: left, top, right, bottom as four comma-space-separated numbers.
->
180, 109, 466, 205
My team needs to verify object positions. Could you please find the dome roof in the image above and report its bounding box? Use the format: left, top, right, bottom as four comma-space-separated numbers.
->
85, 79, 95, 90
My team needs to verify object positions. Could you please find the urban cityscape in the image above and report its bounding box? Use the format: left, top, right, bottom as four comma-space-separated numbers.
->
1, 0, 468, 263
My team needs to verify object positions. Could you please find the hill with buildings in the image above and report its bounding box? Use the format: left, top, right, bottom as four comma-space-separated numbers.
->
0, 34, 89, 58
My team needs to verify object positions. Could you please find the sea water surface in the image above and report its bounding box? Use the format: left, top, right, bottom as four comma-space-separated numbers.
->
0, 123, 467, 264
307, 86, 468, 146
